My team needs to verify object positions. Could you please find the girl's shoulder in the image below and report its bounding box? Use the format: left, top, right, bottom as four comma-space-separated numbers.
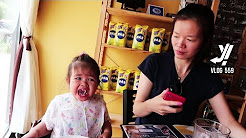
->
85, 94, 107, 109
91, 94, 104, 102
52, 93, 73, 102
54, 92, 71, 98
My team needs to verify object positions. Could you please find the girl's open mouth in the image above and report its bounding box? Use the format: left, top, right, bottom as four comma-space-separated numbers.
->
78, 89, 88, 96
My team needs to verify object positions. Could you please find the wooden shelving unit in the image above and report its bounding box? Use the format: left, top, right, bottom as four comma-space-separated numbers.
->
94, 1, 178, 137
104, 44, 154, 54
100, 90, 123, 96
107, 7, 174, 23
94, 1, 175, 64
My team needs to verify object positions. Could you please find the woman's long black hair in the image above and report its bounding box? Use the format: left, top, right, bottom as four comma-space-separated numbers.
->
173, 3, 215, 64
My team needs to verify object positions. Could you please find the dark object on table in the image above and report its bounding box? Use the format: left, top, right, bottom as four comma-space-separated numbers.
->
166, 13, 177, 18
117, 0, 145, 11
123, 90, 137, 125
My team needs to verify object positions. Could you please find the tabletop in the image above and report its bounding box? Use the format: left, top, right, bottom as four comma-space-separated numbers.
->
121, 124, 194, 138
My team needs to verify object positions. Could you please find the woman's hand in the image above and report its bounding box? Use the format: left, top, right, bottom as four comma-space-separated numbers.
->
148, 88, 183, 116
133, 73, 183, 117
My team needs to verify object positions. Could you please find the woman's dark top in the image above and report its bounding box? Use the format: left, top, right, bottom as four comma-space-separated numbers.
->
135, 52, 224, 125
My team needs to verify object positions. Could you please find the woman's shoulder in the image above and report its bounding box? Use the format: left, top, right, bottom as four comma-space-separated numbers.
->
146, 52, 173, 62
139, 52, 174, 73
195, 62, 210, 70
148, 52, 172, 58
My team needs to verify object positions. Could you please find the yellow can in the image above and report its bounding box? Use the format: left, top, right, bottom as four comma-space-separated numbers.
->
99, 66, 111, 90
133, 71, 141, 90
162, 32, 171, 52
132, 25, 149, 50
106, 21, 117, 45
109, 67, 119, 90
114, 22, 129, 47
126, 26, 135, 48
127, 70, 135, 90
116, 69, 130, 93
149, 28, 166, 53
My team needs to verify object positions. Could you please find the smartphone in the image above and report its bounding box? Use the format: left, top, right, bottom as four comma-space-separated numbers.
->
163, 91, 186, 104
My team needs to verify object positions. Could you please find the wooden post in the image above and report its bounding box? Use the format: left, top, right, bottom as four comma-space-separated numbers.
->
94, 0, 111, 65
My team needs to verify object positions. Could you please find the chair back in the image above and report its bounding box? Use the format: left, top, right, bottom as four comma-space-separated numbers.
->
123, 90, 137, 125
225, 93, 246, 126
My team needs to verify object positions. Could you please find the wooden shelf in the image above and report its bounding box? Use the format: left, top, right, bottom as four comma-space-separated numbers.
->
107, 7, 174, 23
100, 90, 123, 96
104, 44, 154, 54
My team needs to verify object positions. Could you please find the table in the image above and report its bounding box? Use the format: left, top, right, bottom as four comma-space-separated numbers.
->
173, 125, 194, 138
121, 124, 194, 138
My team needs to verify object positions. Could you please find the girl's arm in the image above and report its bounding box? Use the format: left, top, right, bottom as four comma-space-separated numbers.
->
209, 92, 246, 138
99, 120, 112, 138
133, 72, 183, 117
22, 121, 51, 138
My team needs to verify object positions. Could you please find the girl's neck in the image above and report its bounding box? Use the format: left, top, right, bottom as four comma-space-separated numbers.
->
174, 57, 193, 82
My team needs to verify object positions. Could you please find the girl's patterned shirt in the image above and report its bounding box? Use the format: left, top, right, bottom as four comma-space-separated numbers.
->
42, 93, 110, 138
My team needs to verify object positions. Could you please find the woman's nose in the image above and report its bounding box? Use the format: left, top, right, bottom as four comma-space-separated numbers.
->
177, 38, 186, 48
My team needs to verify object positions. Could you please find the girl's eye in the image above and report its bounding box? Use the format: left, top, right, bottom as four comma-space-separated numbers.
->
88, 78, 95, 82
75, 77, 82, 80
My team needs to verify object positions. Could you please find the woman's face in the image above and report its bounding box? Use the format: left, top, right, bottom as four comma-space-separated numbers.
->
67, 67, 98, 101
171, 19, 203, 60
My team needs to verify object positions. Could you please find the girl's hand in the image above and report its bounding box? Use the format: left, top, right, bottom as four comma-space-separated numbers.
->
98, 131, 111, 138
148, 88, 183, 116
99, 121, 112, 138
